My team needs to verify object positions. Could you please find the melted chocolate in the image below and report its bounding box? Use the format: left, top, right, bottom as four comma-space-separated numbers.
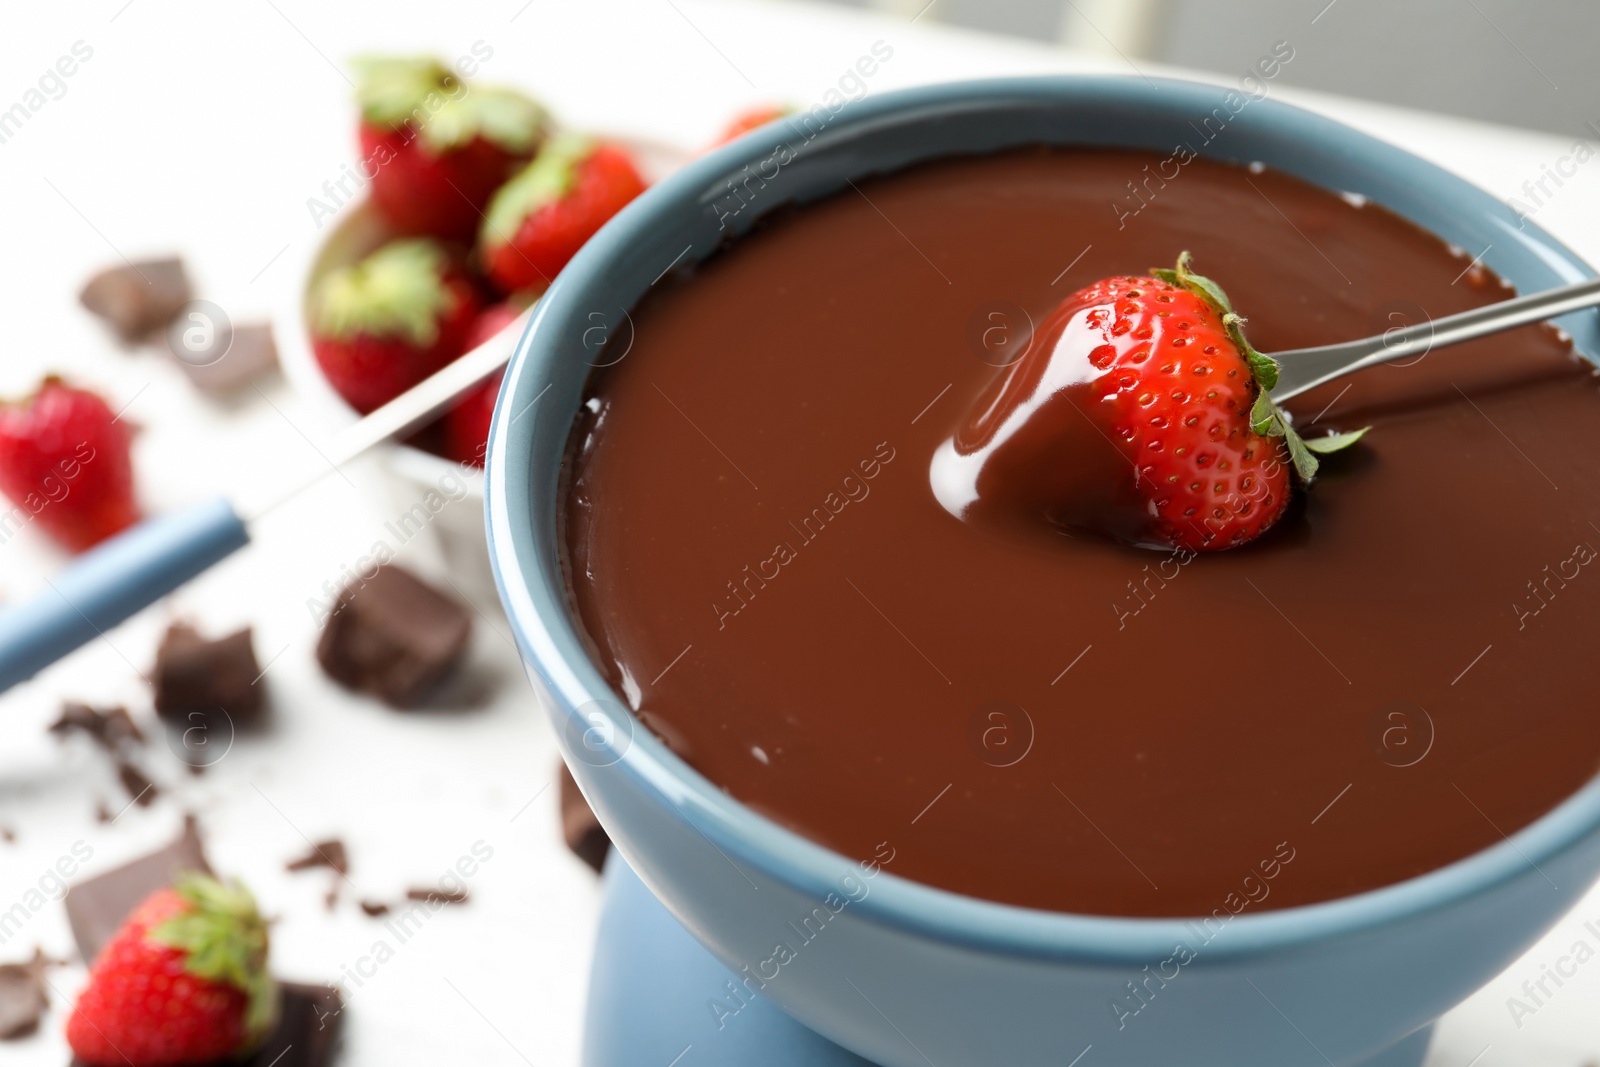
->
564, 147, 1600, 916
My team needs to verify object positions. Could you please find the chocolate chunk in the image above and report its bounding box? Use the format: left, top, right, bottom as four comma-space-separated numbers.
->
65, 815, 211, 963
0, 949, 52, 1040
68, 982, 343, 1067
93, 799, 112, 824
171, 321, 279, 393
152, 622, 265, 728
286, 839, 348, 876
259, 982, 344, 1067
50, 702, 144, 752
404, 887, 469, 905
560, 763, 609, 873
79, 257, 191, 343
116, 761, 159, 807
315, 565, 472, 708
358, 900, 389, 917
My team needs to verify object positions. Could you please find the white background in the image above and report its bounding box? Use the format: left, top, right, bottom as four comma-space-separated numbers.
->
1, 1, 1599, 1064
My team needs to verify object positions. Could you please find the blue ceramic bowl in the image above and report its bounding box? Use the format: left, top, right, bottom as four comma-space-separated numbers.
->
486, 77, 1600, 1067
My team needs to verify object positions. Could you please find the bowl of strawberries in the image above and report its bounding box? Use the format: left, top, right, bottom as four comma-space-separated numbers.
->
284, 56, 690, 595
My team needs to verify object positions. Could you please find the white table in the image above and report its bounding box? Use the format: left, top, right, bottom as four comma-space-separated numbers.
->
1, 2, 1596, 1064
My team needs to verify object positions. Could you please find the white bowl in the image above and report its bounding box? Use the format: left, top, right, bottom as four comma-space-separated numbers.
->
279, 134, 692, 603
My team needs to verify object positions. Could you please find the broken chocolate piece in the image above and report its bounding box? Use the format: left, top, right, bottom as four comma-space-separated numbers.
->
405, 887, 470, 905
358, 900, 389, 917
286, 839, 348, 876
315, 565, 471, 708
560, 763, 610, 874
79, 257, 191, 343
170, 321, 279, 393
50, 702, 144, 751
115, 761, 158, 807
152, 621, 265, 729
67, 982, 343, 1067
64, 815, 210, 963
0, 949, 52, 1040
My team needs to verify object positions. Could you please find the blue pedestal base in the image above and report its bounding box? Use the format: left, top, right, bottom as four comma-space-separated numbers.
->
583, 857, 1434, 1067
583, 857, 877, 1066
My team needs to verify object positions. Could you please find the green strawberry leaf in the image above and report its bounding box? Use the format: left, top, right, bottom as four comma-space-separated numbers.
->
312, 239, 455, 346
1303, 426, 1372, 453
1249, 389, 1280, 436
353, 55, 547, 155
1223, 313, 1279, 392
421, 85, 548, 155
152, 872, 278, 1047
481, 133, 594, 250
1281, 423, 1321, 483
1152, 251, 1235, 316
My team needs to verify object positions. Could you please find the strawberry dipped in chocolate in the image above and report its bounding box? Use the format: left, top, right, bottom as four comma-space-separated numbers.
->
931, 253, 1366, 551
478, 133, 647, 293
355, 56, 548, 241
309, 239, 482, 414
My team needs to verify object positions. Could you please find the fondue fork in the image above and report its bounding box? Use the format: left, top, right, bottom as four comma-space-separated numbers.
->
0, 312, 527, 693
1270, 275, 1600, 401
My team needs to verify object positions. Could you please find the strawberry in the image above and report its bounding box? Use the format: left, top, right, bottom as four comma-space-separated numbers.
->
707, 104, 792, 149
441, 302, 525, 467
355, 56, 548, 241
66, 874, 276, 1066
443, 372, 501, 468
479, 135, 647, 294
0, 380, 139, 552
945, 253, 1364, 551
309, 239, 482, 414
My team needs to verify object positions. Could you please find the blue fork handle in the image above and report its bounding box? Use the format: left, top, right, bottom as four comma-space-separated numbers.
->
0, 496, 250, 692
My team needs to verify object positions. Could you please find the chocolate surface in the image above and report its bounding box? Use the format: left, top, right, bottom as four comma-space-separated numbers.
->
565, 147, 1600, 916
286, 839, 348, 876
316, 565, 472, 708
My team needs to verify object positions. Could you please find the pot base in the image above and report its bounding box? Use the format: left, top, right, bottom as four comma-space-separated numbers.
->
581, 857, 1434, 1067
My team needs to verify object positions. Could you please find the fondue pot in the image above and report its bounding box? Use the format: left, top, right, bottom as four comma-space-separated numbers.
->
485, 76, 1600, 1067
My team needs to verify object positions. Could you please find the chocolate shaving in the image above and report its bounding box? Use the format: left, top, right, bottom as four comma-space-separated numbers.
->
115, 761, 158, 807
405, 887, 469, 905
50, 702, 144, 752
0, 949, 55, 1040
285, 839, 348, 876
358, 900, 390, 917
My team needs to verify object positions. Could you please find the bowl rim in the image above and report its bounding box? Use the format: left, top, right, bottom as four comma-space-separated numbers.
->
486, 74, 1600, 964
